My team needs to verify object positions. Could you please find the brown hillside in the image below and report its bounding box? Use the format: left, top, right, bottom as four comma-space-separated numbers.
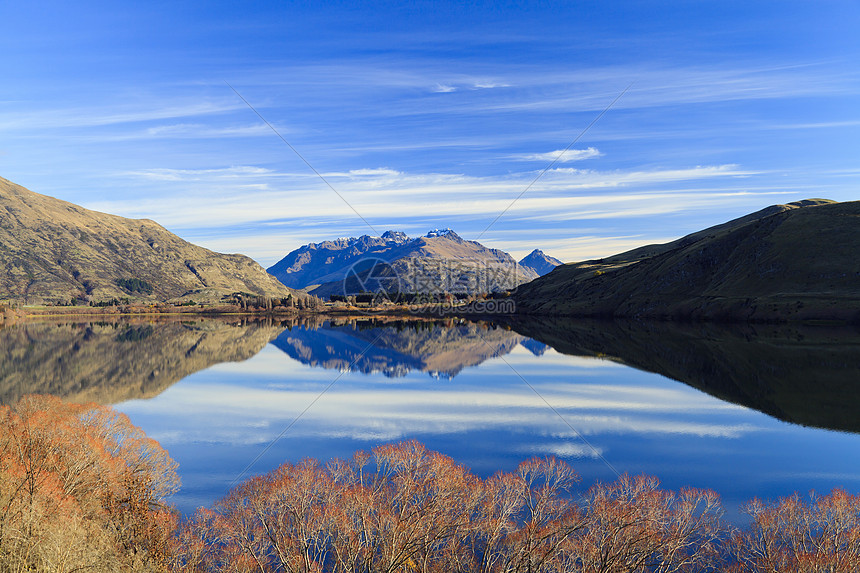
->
0, 176, 295, 304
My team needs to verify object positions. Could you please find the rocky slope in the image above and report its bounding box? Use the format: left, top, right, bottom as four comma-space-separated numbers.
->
518, 249, 562, 276
513, 199, 860, 322
269, 228, 539, 297
0, 176, 296, 304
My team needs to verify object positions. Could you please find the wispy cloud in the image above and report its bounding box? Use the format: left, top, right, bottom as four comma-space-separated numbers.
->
492, 235, 678, 263
81, 160, 782, 264
325, 168, 402, 177
234, 61, 858, 110
99, 163, 760, 224
514, 147, 602, 162
473, 82, 511, 89
0, 99, 242, 131
107, 123, 275, 141
123, 374, 762, 445
771, 119, 860, 130
519, 442, 603, 459
122, 165, 277, 182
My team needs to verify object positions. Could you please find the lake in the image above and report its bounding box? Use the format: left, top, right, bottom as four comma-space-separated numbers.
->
2, 315, 859, 521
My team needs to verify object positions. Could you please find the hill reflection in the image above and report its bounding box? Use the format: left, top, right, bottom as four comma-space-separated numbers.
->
0, 317, 284, 404
506, 317, 860, 433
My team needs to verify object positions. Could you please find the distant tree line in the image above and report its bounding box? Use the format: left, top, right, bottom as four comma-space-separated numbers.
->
222, 292, 324, 311
330, 292, 482, 305
90, 297, 132, 307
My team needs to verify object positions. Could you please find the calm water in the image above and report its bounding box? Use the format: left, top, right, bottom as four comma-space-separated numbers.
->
2, 316, 859, 521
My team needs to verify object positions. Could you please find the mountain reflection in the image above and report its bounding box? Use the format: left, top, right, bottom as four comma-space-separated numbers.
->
506, 317, 860, 433
0, 316, 526, 405
272, 317, 524, 378
0, 317, 284, 405
4, 315, 860, 435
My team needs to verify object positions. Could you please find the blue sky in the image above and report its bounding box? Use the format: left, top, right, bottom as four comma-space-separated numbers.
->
1, 1, 858, 265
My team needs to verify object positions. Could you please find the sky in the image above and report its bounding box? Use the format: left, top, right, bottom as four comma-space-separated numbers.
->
1, 0, 859, 266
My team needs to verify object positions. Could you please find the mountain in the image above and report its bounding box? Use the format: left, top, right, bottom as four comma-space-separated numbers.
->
268, 228, 539, 297
513, 199, 860, 322
267, 230, 412, 289
518, 249, 562, 276
0, 317, 283, 404
0, 176, 297, 304
506, 316, 860, 433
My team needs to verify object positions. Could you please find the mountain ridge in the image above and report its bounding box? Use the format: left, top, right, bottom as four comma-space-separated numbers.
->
512, 198, 860, 322
272, 318, 525, 379
0, 317, 283, 405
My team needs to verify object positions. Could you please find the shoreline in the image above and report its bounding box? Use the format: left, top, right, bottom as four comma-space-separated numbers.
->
0, 302, 476, 325
4, 300, 858, 327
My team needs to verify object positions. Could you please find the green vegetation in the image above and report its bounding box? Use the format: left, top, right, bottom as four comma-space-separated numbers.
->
91, 296, 132, 307
116, 277, 154, 295
115, 325, 154, 343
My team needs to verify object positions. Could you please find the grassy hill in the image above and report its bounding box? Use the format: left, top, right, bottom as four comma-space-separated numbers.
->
513, 199, 860, 322
0, 176, 296, 304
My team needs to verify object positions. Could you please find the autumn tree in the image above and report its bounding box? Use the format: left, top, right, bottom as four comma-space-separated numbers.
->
471, 457, 586, 572
175, 442, 726, 573
0, 394, 180, 573
571, 475, 723, 573
730, 489, 860, 572
176, 442, 482, 573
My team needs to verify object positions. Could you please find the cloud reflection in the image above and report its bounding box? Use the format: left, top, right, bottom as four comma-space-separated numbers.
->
123, 344, 758, 449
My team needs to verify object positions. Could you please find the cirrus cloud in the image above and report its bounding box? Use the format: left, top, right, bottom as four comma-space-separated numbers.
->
514, 147, 603, 163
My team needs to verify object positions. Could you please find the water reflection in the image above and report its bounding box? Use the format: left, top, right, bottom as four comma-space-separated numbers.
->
3, 315, 859, 519
506, 317, 860, 433
273, 318, 524, 378
3, 316, 860, 433
0, 316, 529, 403
0, 317, 282, 404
